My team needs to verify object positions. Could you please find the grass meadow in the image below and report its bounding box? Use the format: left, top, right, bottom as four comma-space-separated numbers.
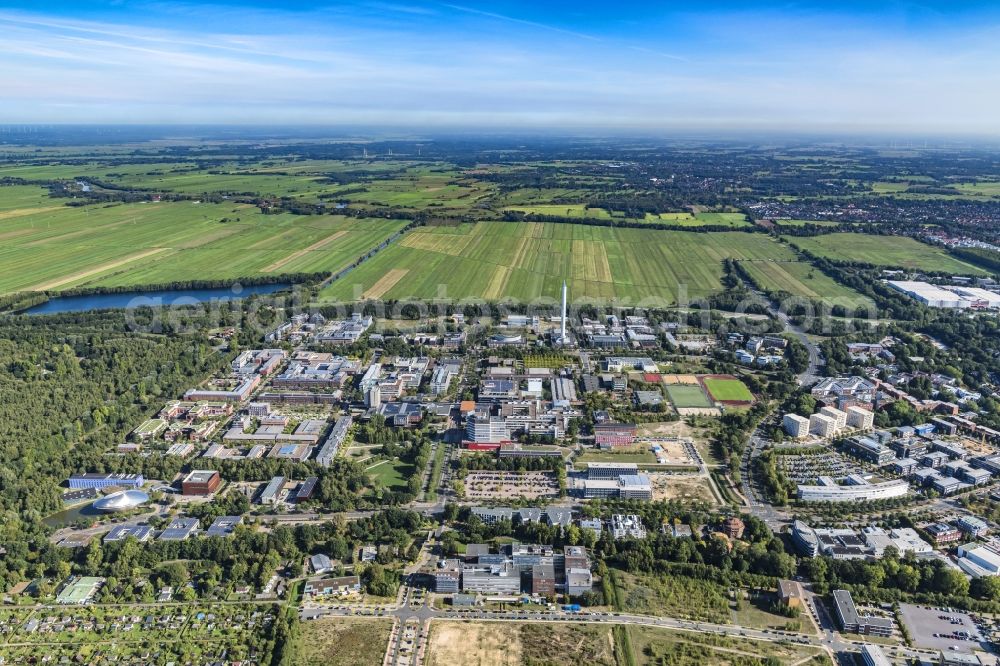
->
738, 260, 872, 305
786, 233, 987, 273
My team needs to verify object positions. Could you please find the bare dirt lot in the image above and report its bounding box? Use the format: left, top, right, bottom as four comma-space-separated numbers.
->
426, 622, 617, 666
427, 621, 524, 666
646, 438, 698, 466
651, 473, 718, 504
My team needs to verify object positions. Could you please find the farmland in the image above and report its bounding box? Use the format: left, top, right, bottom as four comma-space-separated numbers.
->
0, 186, 405, 294
320, 222, 796, 304
786, 233, 987, 274
738, 260, 872, 306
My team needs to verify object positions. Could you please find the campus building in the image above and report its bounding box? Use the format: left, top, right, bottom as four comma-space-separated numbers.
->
181, 469, 221, 496
783, 413, 810, 439
832, 590, 893, 637
68, 473, 144, 490
797, 477, 909, 503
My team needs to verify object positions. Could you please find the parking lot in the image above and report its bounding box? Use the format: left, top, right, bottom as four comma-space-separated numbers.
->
463, 471, 559, 500
898, 603, 986, 653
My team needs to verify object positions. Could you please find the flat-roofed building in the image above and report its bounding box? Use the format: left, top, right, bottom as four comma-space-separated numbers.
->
594, 423, 638, 449
832, 589, 893, 636
957, 515, 989, 536
181, 469, 221, 496
887, 281, 969, 308
68, 473, 144, 490
586, 462, 639, 480
104, 525, 153, 543
611, 514, 647, 539
316, 415, 352, 467
809, 413, 838, 438
957, 543, 1000, 577
924, 522, 961, 544
820, 406, 848, 431
860, 644, 891, 666
617, 474, 652, 500
797, 478, 909, 503
303, 576, 361, 598
783, 413, 810, 439
206, 515, 242, 538
844, 436, 895, 465
461, 561, 522, 594
847, 406, 874, 430
159, 518, 199, 541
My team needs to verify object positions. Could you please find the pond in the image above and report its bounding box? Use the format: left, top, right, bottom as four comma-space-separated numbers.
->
24, 283, 293, 314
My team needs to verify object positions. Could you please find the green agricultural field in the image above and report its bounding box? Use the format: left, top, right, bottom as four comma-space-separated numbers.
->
772, 219, 840, 227
664, 384, 713, 408
0, 188, 405, 294
739, 260, 872, 306
642, 211, 750, 228
703, 377, 754, 403
505, 203, 614, 218
954, 181, 1000, 197
320, 222, 796, 304
786, 233, 988, 274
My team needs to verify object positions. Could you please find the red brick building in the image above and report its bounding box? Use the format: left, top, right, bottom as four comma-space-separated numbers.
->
181, 469, 221, 496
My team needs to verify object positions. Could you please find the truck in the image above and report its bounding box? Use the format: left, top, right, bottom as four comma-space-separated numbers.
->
562, 604, 581, 613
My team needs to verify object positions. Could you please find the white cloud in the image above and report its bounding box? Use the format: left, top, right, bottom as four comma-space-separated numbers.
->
0, 5, 998, 134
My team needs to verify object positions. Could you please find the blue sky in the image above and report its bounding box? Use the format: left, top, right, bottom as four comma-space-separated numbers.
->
2, 1, 999, 134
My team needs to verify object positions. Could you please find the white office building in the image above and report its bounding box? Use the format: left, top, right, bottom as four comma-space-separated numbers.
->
797, 477, 909, 503
820, 406, 848, 431
809, 413, 838, 438
846, 406, 874, 430
783, 413, 811, 439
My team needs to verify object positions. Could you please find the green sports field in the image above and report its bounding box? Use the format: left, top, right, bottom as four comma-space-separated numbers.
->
320, 222, 796, 304
739, 260, 872, 306
0, 185, 405, 294
664, 384, 713, 408
703, 377, 754, 403
786, 233, 987, 274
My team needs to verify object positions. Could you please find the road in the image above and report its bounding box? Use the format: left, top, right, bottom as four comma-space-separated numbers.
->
735, 276, 823, 387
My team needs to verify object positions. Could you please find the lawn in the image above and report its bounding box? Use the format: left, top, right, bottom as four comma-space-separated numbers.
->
665, 384, 713, 408
320, 222, 796, 304
739, 260, 872, 306
366, 458, 415, 492
577, 448, 658, 465
785, 233, 987, 274
0, 187, 405, 294
293, 617, 392, 666
702, 377, 754, 403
